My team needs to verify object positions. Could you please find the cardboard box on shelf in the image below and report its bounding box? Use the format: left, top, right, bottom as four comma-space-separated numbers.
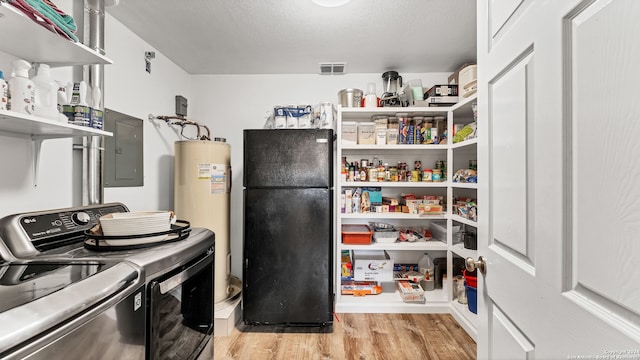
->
397, 280, 426, 303
352, 250, 393, 281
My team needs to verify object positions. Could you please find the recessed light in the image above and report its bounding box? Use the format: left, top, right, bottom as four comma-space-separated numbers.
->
311, 0, 351, 7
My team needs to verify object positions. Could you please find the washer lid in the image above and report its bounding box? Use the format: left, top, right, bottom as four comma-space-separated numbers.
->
0, 260, 142, 354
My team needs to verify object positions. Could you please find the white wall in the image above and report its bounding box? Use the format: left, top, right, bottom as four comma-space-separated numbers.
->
190, 73, 449, 279
102, 14, 192, 212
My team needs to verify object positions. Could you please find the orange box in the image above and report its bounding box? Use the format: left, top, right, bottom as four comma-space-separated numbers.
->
342, 224, 373, 244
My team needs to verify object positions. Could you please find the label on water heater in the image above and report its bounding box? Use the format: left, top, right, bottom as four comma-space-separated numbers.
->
197, 163, 211, 179
210, 164, 227, 194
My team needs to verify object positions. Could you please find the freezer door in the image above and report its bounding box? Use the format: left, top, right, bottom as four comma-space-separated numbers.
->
243, 129, 333, 188
243, 188, 333, 326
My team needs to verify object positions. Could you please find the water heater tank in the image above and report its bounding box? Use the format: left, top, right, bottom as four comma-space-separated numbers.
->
174, 139, 231, 303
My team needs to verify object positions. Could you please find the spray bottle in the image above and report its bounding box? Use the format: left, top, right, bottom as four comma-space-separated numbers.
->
7, 59, 35, 115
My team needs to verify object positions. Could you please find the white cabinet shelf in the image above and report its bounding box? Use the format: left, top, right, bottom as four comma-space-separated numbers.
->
336, 99, 479, 316
0, 110, 112, 139
451, 242, 477, 260
336, 284, 450, 314
340, 240, 447, 252
0, 3, 112, 66
451, 214, 477, 228
451, 137, 478, 149
451, 182, 478, 189
341, 213, 446, 220
341, 181, 449, 188
0, 2, 114, 186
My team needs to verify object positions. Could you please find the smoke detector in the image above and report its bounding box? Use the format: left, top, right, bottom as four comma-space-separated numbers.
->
319, 62, 346, 75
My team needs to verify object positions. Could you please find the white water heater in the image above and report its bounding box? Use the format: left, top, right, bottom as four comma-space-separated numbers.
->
174, 139, 231, 303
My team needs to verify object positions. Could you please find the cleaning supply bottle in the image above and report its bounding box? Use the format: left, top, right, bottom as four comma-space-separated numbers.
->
32, 64, 60, 120
0, 70, 7, 111
418, 252, 435, 291
7, 59, 35, 115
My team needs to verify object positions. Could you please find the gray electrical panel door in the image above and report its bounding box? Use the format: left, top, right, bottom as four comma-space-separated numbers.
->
104, 108, 144, 187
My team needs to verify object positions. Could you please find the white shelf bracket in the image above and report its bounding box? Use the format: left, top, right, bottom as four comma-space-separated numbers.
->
32, 137, 43, 187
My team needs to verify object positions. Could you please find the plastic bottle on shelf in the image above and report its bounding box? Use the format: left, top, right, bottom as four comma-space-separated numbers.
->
0, 70, 7, 111
7, 59, 35, 115
32, 64, 61, 121
418, 252, 435, 291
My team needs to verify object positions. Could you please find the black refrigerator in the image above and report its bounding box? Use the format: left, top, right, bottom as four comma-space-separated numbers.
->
243, 129, 333, 327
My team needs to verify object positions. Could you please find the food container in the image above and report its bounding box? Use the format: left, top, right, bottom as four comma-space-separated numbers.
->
429, 222, 461, 242
357, 122, 376, 144
338, 88, 363, 108
458, 65, 478, 98
341, 121, 357, 145
342, 224, 373, 244
370, 222, 398, 243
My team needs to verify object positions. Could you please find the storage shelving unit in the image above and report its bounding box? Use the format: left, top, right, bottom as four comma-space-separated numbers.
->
448, 94, 478, 339
0, 2, 113, 185
335, 93, 478, 340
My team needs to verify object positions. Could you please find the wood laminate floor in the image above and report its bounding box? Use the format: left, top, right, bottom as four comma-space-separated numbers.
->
202, 313, 476, 360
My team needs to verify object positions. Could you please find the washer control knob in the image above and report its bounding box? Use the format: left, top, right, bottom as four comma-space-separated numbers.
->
72, 212, 91, 226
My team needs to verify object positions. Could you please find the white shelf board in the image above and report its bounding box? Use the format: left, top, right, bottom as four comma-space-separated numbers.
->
339, 106, 449, 120
451, 137, 478, 149
450, 214, 477, 228
341, 213, 446, 220
0, 3, 112, 66
0, 110, 112, 139
340, 144, 447, 151
451, 182, 478, 189
340, 240, 448, 252
341, 181, 449, 188
450, 300, 478, 341
336, 287, 449, 314
451, 243, 477, 260
450, 93, 478, 112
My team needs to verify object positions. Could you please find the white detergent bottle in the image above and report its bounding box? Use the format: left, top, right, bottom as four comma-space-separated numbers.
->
8, 59, 35, 115
32, 64, 60, 120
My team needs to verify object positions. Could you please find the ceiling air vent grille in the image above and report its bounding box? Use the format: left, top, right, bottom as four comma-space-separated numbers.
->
319, 62, 346, 75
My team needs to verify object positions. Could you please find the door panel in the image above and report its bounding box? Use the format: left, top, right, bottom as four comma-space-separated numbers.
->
570, 0, 640, 317
490, 51, 533, 262
478, 0, 640, 358
490, 304, 534, 360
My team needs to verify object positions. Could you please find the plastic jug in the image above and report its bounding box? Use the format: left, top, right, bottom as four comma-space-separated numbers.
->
32, 64, 60, 120
7, 59, 35, 115
418, 253, 435, 291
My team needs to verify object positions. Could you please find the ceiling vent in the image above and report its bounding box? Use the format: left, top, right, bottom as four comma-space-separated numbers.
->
319, 62, 346, 75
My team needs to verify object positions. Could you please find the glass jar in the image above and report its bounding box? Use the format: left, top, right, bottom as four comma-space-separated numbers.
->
389, 167, 398, 182
423, 168, 433, 182
432, 168, 442, 182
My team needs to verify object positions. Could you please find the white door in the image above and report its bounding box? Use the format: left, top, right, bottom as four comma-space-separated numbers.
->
477, 0, 640, 358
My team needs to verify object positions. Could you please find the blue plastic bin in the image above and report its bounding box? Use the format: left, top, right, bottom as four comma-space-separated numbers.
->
466, 285, 477, 314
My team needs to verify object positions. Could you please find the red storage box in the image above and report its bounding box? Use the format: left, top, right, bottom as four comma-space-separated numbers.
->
463, 269, 477, 288
342, 224, 372, 244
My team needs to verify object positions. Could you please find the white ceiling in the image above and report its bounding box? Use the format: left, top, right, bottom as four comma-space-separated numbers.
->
106, 0, 477, 75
